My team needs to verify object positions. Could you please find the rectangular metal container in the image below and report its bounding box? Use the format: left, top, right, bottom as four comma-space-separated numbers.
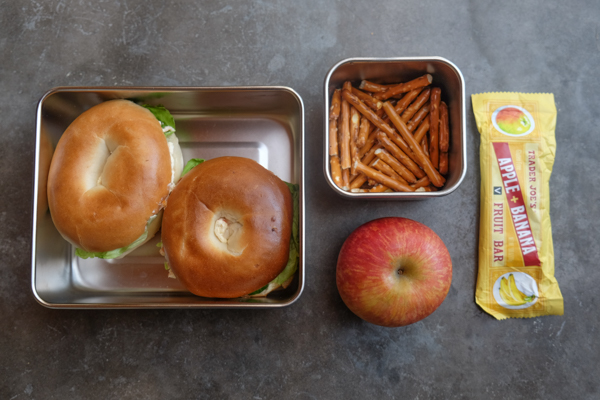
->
324, 57, 467, 199
32, 86, 305, 309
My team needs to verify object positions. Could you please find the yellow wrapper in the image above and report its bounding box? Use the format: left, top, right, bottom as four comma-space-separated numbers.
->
472, 92, 563, 320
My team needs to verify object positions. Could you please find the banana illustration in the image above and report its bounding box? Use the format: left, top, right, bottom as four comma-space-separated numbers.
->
499, 277, 524, 306
499, 274, 535, 306
508, 274, 526, 303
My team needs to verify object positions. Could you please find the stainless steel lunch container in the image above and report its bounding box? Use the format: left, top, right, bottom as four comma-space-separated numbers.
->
32, 86, 305, 309
324, 57, 467, 199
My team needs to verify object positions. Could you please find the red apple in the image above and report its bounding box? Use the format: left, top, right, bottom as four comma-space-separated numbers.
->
336, 217, 452, 327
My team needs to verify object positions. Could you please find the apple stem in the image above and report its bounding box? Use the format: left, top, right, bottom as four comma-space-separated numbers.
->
397, 268, 404, 275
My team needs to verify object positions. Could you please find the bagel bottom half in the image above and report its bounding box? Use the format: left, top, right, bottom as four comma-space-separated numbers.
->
161, 156, 297, 298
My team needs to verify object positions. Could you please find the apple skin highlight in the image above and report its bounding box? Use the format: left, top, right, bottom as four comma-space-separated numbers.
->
336, 217, 452, 327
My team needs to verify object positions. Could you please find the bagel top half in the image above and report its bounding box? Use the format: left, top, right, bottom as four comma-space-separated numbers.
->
161, 156, 293, 298
47, 99, 182, 254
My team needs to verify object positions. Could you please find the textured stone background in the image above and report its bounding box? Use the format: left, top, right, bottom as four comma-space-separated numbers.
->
1, 1, 599, 399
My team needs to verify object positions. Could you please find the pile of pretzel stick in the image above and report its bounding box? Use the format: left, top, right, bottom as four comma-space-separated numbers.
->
328, 74, 450, 193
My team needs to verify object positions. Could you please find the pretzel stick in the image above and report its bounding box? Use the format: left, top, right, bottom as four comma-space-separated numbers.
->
429, 87, 441, 169
421, 136, 429, 157
350, 107, 360, 175
376, 132, 425, 179
359, 80, 391, 93
351, 87, 383, 111
350, 107, 360, 141
349, 174, 367, 190
407, 103, 430, 131
374, 74, 433, 100
439, 101, 449, 153
339, 98, 351, 169
411, 176, 431, 189
329, 116, 339, 156
361, 143, 382, 165
439, 151, 449, 175
413, 118, 430, 143
381, 126, 419, 164
344, 81, 359, 171
329, 89, 341, 120
359, 119, 410, 158
358, 130, 378, 158
369, 184, 392, 193
330, 156, 344, 189
401, 87, 431, 122
342, 168, 350, 188
343, 80, 353, 92
354, 160, 415, 192
364, 122, 419, 165
377, 117, 417, 162
345, 86, 420, 165
336, 111, 343, 153
349, 156, 379, 189
343, 88, 421, 164
351, 167, 374, 189
382, 102, 445, 187
357, 116, 370, 148
342, 89, 396, 138
394, 88, 423, 115
372, 158, 408, 185
374, 148, 417, 183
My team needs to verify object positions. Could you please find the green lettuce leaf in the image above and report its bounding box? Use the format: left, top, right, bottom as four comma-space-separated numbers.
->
141, 104, 176, 136
181, 158, 205, 177
285, 182, 300, 249
250, 182, 300, 296
75, 215, 158, 259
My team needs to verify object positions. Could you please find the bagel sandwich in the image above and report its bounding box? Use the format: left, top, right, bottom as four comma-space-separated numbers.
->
161, 157, 300, 298
47, 99, 184, 259
37, 124, 54, 220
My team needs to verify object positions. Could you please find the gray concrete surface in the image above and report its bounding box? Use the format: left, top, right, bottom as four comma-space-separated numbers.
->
1, 0, 599, 399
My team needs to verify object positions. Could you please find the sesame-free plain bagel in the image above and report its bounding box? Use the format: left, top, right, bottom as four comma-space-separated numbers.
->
36, 125, 54, 220
47, 99, 182, 255
161, 156, 293, 298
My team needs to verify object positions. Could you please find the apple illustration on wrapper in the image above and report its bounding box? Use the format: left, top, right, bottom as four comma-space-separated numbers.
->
336, 217, 452, 327
492, 105, 535, 136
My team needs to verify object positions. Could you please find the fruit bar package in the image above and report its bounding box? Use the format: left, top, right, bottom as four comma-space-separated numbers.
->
472, 93, 563, 320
